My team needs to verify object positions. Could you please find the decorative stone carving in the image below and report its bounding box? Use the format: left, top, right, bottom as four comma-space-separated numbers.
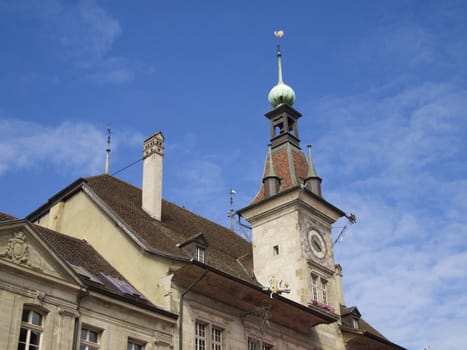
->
33, 289, 46, 302
0, 231, 31, 267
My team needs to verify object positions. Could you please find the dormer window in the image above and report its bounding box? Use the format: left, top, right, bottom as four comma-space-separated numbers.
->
196, 246, 206, 263
176, 232, 209, 263
340, 306, 362, 330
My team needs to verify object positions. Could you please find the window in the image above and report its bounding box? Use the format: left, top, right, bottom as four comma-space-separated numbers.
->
195, 322, 206, 350
195, 321, 223, 350
212, 327, 223, 350
196, 246, 206, 263
80, 326, 100, 350
127, 340, 144, 350
352, 318, 359, 329
311, 275, 318, 301
248, 339, 258, 350
18, 308, 44, 350
321, 279, 328, 305
248, 338, 273, 350
273, 245, 279, 255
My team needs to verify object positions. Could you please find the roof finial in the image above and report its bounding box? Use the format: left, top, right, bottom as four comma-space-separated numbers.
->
105, 127, 111, 174
263, 144, 281, 198
274, 30, 284, 84
304, 144, 322, 196
306, 144, 318, 178
268, 30, 295, 108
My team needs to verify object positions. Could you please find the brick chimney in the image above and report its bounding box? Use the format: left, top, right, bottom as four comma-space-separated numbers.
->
142, 131, 164, 221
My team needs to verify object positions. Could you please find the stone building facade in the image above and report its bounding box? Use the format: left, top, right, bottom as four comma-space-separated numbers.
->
0, 213, 176, 350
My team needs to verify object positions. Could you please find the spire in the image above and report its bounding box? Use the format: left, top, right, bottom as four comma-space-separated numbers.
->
306, 144, 318, 177
266, 144, 277, 177
105, 127, 111, 174
277, 44, 283, 84
268, 30, 296, 108
262, 144, 281, 198
304, 144, 322, 196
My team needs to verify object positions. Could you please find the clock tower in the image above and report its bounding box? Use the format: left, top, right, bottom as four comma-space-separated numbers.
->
238, 44, 346, 313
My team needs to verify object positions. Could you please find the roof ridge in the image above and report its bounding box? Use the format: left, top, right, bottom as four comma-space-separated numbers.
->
87, 175, 250, 246
86, 174, 142, 191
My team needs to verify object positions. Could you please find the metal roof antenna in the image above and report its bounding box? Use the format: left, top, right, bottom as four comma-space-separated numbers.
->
105, 127, 111, 175
228, 189, 237, 231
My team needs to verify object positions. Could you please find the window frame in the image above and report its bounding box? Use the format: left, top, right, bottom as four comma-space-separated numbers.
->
127, 338, 145, 350
196, 246, 206, 263
195, 321, 207, 350
18, 307, 45, 350
195, 320, 224, 350
311, 275, 319, 301
79, 325, 101, 350
248, 337, 273, 350
321, 278, 328, 305
211, 326, 223, 350
352, 318, 359, 329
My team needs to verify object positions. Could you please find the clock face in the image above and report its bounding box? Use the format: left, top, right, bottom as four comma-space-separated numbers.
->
308, 230, 326, 259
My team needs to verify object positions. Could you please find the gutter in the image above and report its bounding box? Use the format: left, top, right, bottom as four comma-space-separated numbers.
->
72, 288, 88, 350
178, 265, 209, 350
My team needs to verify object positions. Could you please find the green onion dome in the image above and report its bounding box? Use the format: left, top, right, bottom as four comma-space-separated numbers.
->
268, 82, 296, 108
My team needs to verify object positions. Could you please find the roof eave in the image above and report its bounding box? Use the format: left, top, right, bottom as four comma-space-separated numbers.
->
341, 325, 407, 350
172, 261, 339, 334
237, 186, 346, 221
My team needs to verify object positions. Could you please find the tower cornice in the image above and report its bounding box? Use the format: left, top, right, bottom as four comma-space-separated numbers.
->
238, 186, 345, 225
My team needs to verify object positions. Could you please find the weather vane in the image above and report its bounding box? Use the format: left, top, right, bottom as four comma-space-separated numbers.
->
274, 30, 284, 38
273, 30, 285, 84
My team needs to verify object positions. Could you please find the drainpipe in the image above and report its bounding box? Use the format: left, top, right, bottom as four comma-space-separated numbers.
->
72, 288, 88, 350
179, 267, 208, 350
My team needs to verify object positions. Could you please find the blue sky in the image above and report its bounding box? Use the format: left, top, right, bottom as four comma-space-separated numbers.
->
1, 1, 467, 349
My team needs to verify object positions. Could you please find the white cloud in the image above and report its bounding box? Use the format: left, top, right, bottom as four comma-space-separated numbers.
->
0, 117, 141, 177
315, 81, 467, 349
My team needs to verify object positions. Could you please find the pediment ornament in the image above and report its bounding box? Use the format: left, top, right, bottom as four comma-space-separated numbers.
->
0, 231, 32, 267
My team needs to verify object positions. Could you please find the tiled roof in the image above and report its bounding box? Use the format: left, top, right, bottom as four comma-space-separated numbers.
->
85, 175, 256, 284
38, 225, 124, 280
0, 212, 16, 221
252, 143, 309, 203
340, 305, 387, 341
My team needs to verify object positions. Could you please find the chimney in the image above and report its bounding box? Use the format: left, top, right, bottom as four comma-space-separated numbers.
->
142, 131, 164, 221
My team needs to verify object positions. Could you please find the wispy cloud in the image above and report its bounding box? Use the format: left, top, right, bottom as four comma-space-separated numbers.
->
311, 81, 467, 349
78, 0, 121, 59
0, 117, 141, 176
12, 0, 138, 84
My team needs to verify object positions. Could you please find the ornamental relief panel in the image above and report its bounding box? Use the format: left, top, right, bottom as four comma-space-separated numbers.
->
0, 231, 32, 267
0, 230, 60, 277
